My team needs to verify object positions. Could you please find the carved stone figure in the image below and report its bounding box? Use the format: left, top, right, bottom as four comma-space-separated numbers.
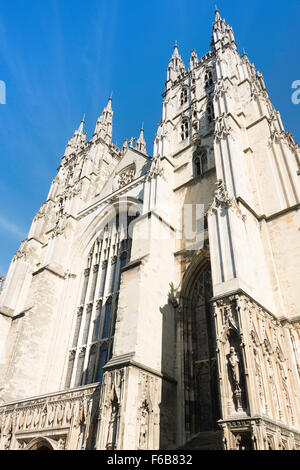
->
254, 349, 266, 412
229, 347, 241, 389
106, 399, 119, 450
58, 438, 66, 450
266, 357, 280, 418
139, 401, 150, 449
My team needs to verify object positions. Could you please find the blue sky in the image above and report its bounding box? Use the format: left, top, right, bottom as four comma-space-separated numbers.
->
0, 0, 299, 275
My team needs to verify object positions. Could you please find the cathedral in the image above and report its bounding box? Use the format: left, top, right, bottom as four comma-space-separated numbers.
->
0, 9, 299, 451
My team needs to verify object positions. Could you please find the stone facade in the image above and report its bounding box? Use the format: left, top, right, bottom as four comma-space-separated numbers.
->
0, 10, 299, 450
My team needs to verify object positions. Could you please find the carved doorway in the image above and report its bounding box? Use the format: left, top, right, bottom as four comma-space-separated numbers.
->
24, 437, 56, 450
182, 260, 220, 437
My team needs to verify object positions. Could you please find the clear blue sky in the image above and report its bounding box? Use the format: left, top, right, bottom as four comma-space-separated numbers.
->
0, 0, 299, 275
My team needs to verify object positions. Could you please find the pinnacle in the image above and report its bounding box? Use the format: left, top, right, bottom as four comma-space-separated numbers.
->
215, 6, 221, 22
78, 116, 85, 133
172, 43, 180, 57
107, 96, 112, 110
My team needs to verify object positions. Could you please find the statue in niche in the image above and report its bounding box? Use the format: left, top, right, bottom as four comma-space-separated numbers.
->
227, 344, 245, 412
229, 347, 241, 389
139, 400, 150, 449
2, 420, 12, 450
254, 349, 266, 411
278, 360, 293, 421
266, 357, 280, 418
40, 404, 47, 428
235, 434, 245, 450
106, 398, 119, 450
266, 435, 274, 450
235, 433, 252, 451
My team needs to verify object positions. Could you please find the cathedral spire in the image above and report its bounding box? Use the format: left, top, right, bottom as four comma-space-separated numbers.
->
135, 126, 147, 154
166, 42, 186, 86
107, 96, 112, 111
211, 8, 237, 53
93, 97, 114, 144
172, 43, 180, 58
64, 117, 87, 158
78, 115, 85, 133
215, 7, 221, 22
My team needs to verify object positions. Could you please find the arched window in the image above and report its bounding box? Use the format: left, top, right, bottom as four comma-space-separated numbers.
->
194, 156, 201, 177
181, 120, 189, 141
204, 70, 213, 88
65, 211, 136, 389
193, 149, 208, 176
207, 101, 215, 123
180, 87, 188, 106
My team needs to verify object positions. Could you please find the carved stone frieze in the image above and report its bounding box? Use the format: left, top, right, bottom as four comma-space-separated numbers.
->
0, 385, 99, 450
214, 292, 297, 427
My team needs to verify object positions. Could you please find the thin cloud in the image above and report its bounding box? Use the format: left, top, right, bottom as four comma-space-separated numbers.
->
0, 214, 26, 239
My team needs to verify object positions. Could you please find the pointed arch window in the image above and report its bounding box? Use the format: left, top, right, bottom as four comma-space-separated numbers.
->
181, 119, 189, 141
205, 70, 213, 89
193, 149, 208, 177
180, 87, 188, 106
207, 101, 215, 124
65, 211, 137, 389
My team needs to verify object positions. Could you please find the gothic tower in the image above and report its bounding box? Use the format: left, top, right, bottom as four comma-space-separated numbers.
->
0, 10, 299, 451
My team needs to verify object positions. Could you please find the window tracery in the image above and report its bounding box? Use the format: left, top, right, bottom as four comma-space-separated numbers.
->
205, 70, 213, 88
207, 101, 215, 123
180, 119, 189, 141
193, 149, 208, 176
65, 212, 136, 388
180, 87, 188, 106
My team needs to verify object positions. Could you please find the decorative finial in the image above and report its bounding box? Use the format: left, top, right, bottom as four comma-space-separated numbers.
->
78, 116, 85, 132
142, 121, 144, 130
214, 5, 221, 20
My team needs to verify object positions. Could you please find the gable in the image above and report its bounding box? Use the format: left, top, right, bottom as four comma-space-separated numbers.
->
98, 147, 152, 200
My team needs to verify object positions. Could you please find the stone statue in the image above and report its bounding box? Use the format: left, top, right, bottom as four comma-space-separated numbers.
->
235, 434, 245, 450
106, 400, 119, 450
139, 402, 149, 449
229, 347, 240, 389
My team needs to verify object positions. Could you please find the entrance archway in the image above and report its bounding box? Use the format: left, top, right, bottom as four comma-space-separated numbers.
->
180, 254, 221, 438
24, 437, 57, 450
